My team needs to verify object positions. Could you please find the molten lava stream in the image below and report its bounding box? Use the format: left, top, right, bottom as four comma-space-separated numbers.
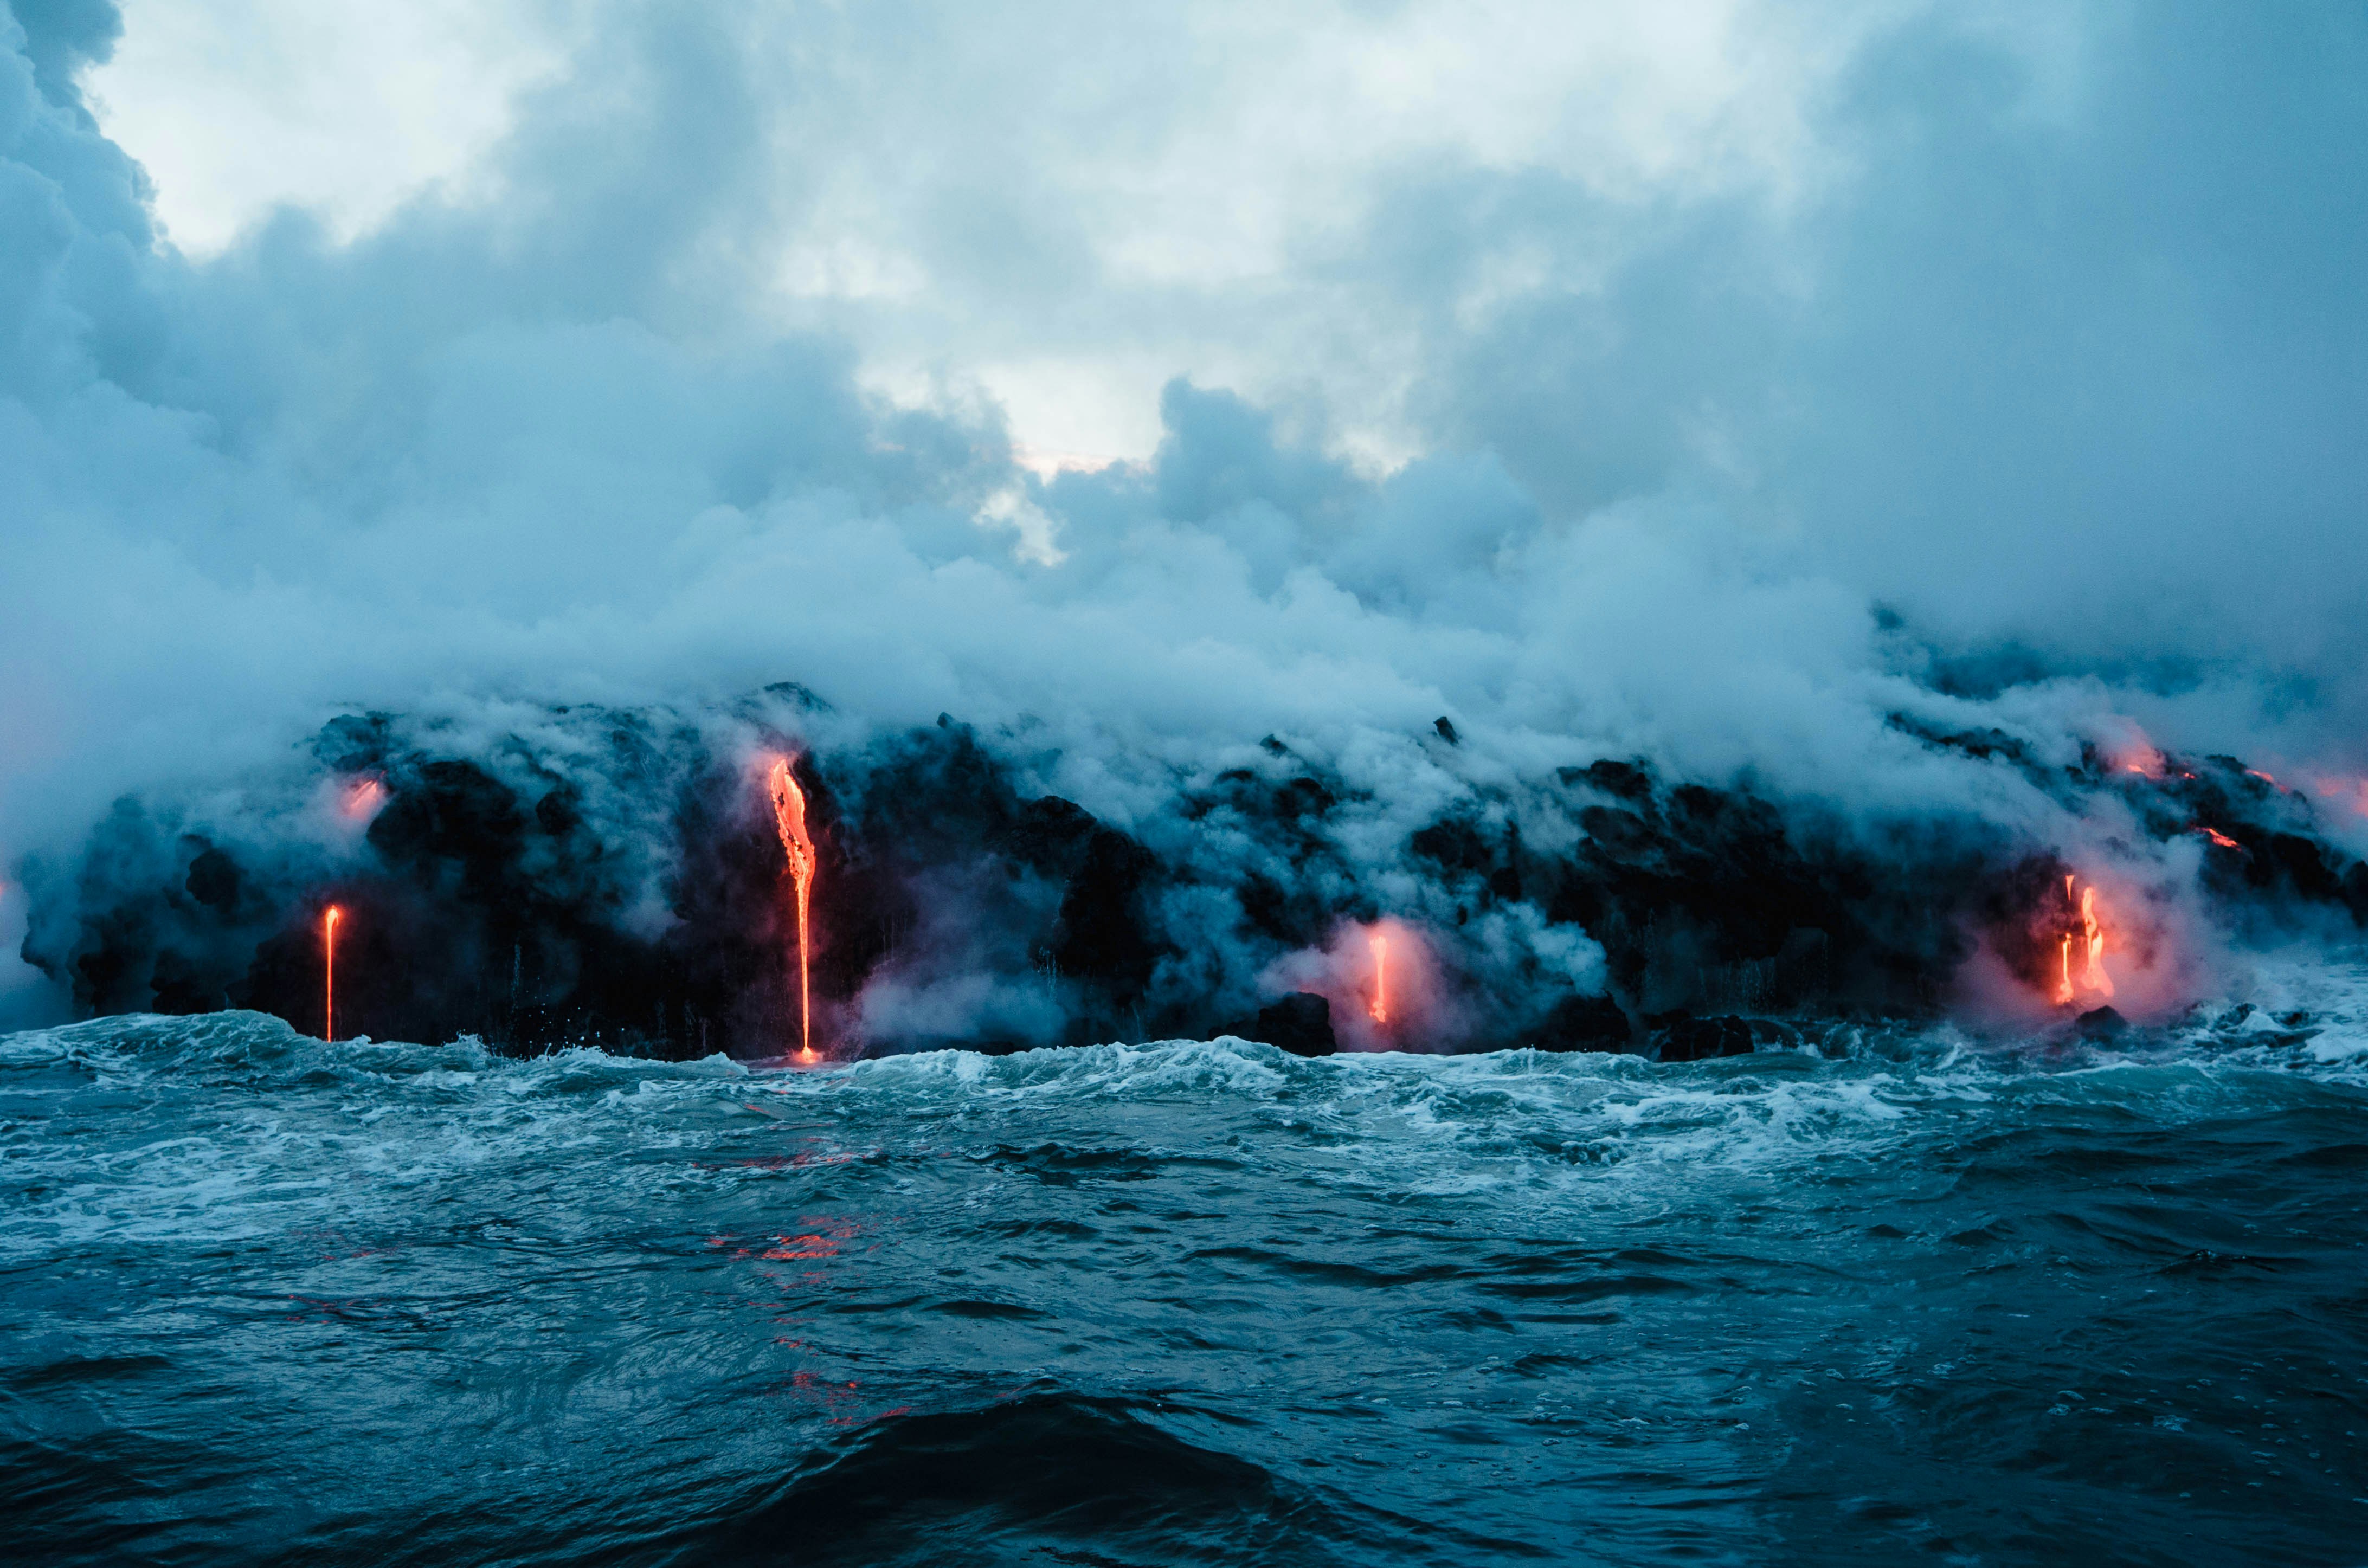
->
766, 757, 818, 1062
339, 776, 386, 821
323, 906, 343, 1042
2052, 874, 2115, 1009
2078, 886, 2111, 997
1368, 930, 1389, 1026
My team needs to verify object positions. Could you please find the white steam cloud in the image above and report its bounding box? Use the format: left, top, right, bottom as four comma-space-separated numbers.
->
4, 1, 2366, 1028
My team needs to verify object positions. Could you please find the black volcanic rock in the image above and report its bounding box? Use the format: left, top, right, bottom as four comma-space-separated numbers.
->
2076, 1005, 2129, 1039
183, 843, 243, 912
1533, 992, 1632, 1052
1239, 992, 1336, 1056
994, 795, 1098, 869
1657, 1013, 1754, 1062
35, 692, 2368, 1066
1051, 829, 1163, 999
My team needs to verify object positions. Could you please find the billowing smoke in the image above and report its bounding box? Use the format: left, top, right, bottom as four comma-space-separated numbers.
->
5, 3, 2367, 1047
21, 686, 2368, 1056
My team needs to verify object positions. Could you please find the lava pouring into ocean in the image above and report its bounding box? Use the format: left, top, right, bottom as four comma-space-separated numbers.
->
765, 757, 819, 1062
2053, 875, 2114, 1008
323, 905, 343, 1041
1368, 931, 1389, 1026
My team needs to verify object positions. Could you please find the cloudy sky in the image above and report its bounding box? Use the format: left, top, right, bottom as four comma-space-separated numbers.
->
88, 0, 1886, 468
5, 1, 2367, 1006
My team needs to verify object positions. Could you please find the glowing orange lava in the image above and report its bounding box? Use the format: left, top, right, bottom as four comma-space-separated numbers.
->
323, 906, 343, 1041
1368, 931, 1389, 1025
767, 757, 818, 1062
2052, 875, 2114, 1008
2103, 726, 2167, 779
340, 776, 387, 820
2079, 886, 2111, 997
2200, 827, 2241, 849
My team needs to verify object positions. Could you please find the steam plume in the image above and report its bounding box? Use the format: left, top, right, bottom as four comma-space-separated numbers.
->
4, 4, 2367, 1043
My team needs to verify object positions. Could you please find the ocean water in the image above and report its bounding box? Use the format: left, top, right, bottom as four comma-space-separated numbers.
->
4, 992, 2366, 1566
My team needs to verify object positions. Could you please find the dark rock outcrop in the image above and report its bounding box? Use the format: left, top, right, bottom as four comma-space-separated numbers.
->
1532, 993, 1632, 1052
1237, 992, 1336, 1056
1656, 1012, 1755, 1062
2075, 1005, 2129, 1040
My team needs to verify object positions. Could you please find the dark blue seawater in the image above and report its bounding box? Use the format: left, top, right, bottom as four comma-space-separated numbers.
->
4, 999, 2366, 1566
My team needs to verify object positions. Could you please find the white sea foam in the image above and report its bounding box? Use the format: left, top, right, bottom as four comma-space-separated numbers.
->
4, 965, 2365, 1264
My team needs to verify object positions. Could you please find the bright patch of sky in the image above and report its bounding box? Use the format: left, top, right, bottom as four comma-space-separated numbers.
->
87, 0, 1928, 469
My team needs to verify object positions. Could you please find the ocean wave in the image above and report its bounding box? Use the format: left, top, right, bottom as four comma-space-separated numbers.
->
673, 1391, 1357, 1567
5, 989, 2366, 1565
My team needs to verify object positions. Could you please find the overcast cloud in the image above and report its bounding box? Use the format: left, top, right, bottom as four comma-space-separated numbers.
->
4, 0, 2365, 1014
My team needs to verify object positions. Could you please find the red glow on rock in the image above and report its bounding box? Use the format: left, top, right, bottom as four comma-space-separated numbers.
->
1961, 862, 2201, 1027
339, 776, 388, 821
2101, 724, 2167, 780
2304, 772, 2368, 820
1263, 919, 1443, 1050
2199, 826, 2241, 850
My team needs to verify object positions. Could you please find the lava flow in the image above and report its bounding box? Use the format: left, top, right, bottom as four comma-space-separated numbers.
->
323, 906, 343, 1041
1368, 930, 1389, 1025
765, 757, 818, 1061
2053, 875, 2114, 1007
339, 775, 387, 821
